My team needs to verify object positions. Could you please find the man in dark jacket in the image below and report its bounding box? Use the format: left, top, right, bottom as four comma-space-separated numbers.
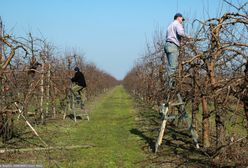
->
71, 67, 87, 104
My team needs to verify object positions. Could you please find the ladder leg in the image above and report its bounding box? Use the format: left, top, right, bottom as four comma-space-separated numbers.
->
72, 95, 77, 122
155, 106, 169, 153
177, 93, 200, 148
155, 119, 167, 153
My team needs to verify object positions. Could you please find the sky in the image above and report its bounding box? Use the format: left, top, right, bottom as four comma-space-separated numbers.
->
0, 0, 236, 80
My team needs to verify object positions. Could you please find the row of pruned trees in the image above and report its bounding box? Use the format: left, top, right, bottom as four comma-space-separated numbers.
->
0, 21, 118, 143
123, 1, 248, 162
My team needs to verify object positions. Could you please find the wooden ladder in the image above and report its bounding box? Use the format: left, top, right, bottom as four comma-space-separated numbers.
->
64, 90, 89, 122
155, 93, 200, 153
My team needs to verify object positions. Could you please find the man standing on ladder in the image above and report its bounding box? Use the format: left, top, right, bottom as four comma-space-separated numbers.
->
155, 13, 200, 152
164, 13, 189, 88
71, 67, 87, 106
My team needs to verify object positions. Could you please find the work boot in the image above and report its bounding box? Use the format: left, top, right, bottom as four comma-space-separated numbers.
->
169, 78, 176, 88
80, 102, 84, 109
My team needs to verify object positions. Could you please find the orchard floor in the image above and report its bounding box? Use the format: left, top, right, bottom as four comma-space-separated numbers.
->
0, 86, 146, 168
0, 85, 247, 168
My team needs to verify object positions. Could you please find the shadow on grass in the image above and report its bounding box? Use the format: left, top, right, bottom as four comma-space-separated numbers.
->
132, 99, 218, 167
129, 128, 155, 151
65, 114, 83, 120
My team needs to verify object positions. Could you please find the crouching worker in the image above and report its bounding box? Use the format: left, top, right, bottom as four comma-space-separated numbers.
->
71, 67, 87, 105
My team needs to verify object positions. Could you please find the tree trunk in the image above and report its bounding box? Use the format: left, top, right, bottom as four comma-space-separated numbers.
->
202, 95, 210, 147
0, 17, 3, 63
215, 101, 225, 147
0, 78, 3, 141
192, 67, 199, 131
243, 95, 248, 132
46, 63, 50, 115
242, 59, 248, 132
40, 63, 44, 124
209, 23, 225, 147
0, 112, 3, 142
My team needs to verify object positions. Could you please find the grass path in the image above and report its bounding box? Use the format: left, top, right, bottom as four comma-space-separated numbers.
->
43, 85, 146, 167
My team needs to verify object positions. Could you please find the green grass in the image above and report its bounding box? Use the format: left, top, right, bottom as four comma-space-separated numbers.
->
2, 85, 146, 167
2, 86, 246, 167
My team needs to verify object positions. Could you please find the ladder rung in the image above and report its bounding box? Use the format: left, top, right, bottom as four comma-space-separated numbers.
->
164, 116, 177, 120
171, 102, 185, 106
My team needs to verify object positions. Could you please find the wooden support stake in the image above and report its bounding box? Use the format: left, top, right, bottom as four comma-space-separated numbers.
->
14, 102, 48, 147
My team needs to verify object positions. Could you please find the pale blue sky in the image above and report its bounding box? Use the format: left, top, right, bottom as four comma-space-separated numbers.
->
0, 0, 236, 79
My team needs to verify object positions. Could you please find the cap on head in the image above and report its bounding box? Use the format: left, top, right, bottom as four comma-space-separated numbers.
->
174, 13, 185, 21
74, 67, 80, 72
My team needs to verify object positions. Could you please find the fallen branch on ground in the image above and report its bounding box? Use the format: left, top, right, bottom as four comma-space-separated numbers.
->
0, 144, 96, 153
